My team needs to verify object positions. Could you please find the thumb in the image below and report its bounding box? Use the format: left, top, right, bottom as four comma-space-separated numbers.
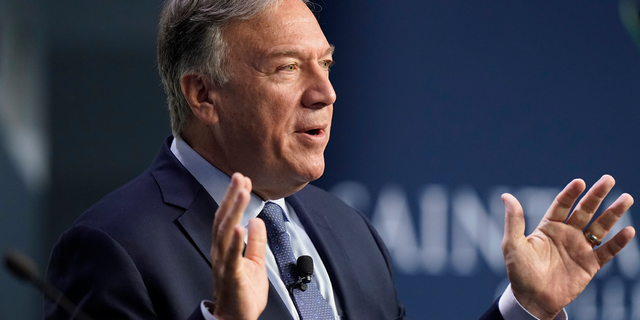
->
502, 193, 526, 253
245, 217, 267, 264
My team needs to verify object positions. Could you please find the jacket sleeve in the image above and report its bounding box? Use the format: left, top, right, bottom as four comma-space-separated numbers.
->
479, 299, 504, 320
358, 210, 407, 320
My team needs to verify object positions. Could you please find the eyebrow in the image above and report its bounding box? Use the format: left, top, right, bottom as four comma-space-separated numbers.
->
325, 45, 335, 57
266, 45, 335, 58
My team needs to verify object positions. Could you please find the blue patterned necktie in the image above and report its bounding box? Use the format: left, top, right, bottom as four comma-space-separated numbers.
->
258, 202, 335, 320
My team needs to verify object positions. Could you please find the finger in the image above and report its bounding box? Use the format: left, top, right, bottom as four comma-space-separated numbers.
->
244, 176, 253, 194
544, 179, 586, 222
502, 193, 526, 253
224, 225, 246, 275
566, 175, 615, 229
230, 178, 252, 227
245, 218, 267, 263
595, 226, 636, 267
588, 193, 634, 240
240, 176, 253, 201
213, 173, 244, 237
216, 187, 250, 254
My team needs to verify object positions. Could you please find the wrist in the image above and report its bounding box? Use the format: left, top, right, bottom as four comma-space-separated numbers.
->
208, 301, 237, 320
512, 289, 560, 320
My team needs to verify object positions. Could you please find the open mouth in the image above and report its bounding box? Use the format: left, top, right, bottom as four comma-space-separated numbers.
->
305, 129, 321, 136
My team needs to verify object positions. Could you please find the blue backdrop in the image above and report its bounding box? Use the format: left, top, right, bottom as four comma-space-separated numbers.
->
1, 0, 639, 319
314, 0, 640, 318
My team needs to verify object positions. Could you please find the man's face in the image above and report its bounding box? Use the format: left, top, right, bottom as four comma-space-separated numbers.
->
210, 0, 336, 199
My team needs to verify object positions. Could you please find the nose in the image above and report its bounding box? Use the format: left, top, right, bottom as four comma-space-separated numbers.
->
301, 64, 337, 109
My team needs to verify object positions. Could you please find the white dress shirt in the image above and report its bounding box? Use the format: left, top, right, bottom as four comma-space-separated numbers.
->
170, 136, 566, 320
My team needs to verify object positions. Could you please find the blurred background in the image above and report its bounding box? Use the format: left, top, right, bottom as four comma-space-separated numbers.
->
1, 0, 640, 319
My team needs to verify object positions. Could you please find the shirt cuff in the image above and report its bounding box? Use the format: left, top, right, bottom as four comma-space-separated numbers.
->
201, 300, 217, 320
498, 284, 567, 320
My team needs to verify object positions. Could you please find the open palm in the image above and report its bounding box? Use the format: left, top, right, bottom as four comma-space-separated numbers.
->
502, 175, 635, 320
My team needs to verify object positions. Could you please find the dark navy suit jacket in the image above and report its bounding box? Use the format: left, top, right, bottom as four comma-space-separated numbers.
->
45, 137, 503, 320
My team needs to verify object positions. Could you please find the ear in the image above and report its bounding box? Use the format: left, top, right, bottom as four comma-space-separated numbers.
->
181, 73, 219, 125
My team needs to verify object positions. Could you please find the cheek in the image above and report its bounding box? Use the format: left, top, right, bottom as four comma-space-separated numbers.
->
257, 88, 298, 130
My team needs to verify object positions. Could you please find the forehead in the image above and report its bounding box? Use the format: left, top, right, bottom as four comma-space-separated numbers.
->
223, 0, 330, 58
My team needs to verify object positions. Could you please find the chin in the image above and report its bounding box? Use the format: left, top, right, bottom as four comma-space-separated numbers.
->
300, 162, 325, 183
291, 155, 325, 183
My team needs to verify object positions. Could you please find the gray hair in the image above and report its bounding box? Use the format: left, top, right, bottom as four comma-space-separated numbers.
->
158, 0, 311, 136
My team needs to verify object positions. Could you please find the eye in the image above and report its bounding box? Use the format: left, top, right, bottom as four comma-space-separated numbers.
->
279, 64, 297, 72
321, 60, 333, 69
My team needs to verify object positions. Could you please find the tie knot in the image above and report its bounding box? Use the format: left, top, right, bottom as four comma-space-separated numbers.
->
258, 202, 286, 234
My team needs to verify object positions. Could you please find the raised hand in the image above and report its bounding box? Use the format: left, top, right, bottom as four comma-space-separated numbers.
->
502, 175, 635, 320
210, 173, 269, 320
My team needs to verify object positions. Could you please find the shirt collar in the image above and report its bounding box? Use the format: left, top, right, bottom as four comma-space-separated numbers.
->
170, 136, 290, 226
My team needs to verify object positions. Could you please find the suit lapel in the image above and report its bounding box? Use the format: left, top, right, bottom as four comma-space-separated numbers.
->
287, 193, 375, 320
148, 138, 213, 264
150, 137, 292, 320
176, 188, 217, 265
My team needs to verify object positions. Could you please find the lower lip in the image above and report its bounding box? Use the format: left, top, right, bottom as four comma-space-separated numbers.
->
297, 130, 326, 142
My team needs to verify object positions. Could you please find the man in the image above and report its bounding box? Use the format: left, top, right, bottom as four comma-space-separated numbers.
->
45, 0, 635, 319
